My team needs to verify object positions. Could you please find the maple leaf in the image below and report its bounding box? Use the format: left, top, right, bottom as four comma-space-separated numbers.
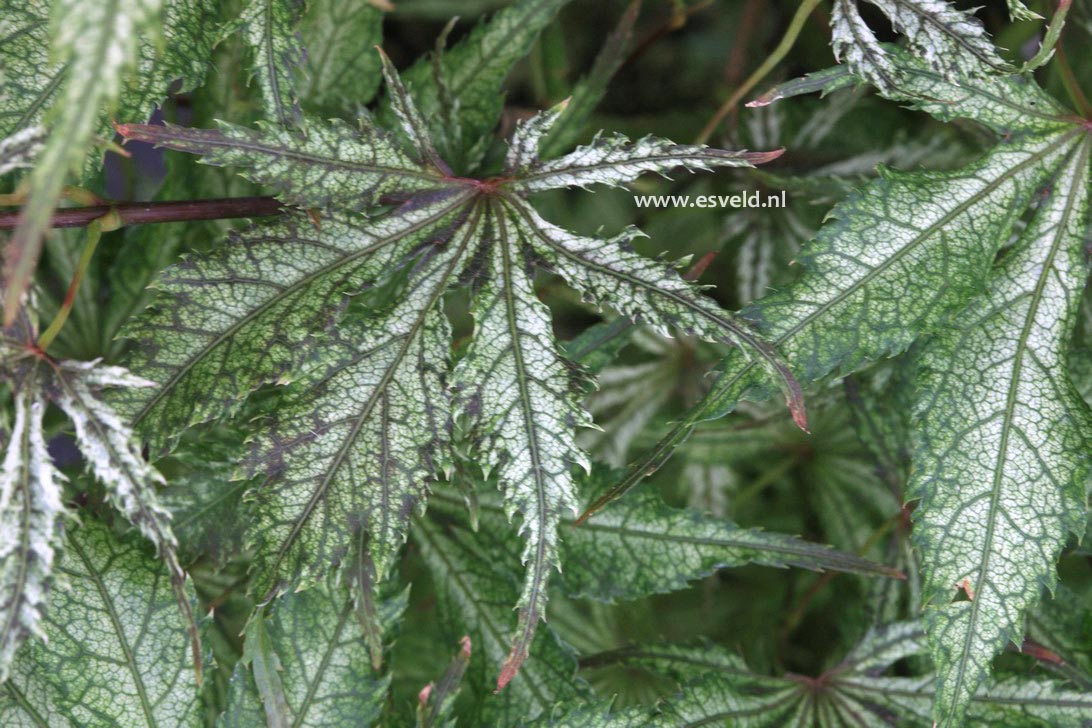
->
542, 622, 1092, 727
113, 53, 798, 688
0, 308, 197, 682
613, 49, 1092, 725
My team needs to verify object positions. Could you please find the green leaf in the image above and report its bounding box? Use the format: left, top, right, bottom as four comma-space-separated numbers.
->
603, 53, 1091, 722
564, 645, 808, 727
0, 0, 218, 144
391, 0, 574, 168
49, 362, 182, 580
243, 207, 468, 597
1026, 585, 1092, 687
1006, 0, 1041, 21
416, 635, 472, 728
613, 55, 1081, 516
910, 137, 1092, 726
0, 522, 201, 728
160, 436, 250, 565
451, 198, 591, 689
227, 0, 307, 128
117, 64, 789, 686
0, 1, 56, 141
119, 0, 221, 125
298, 0, 385, 116
580, 327, 693, 467
537, 0, 639, 160
508, 117, 783, 193
575, 623, 1092, 727
828, 622, 1092, 727
116, 119, 449, 211
1, 0, 221, 323
115, 205, 461, 449
430, 464, 897, 605
0, 127, 45, 176
218, 577, 403, 727
0, 342, 196, 680
565, 480, 901, 602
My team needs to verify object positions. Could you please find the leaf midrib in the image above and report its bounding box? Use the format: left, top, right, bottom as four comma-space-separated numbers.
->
66, 534, 158, 727
944, 135, 1091, 718
491, 197, 551, 657
0, 384, 38, 665
257, 203, 480, 592
291, 597, 356, 728
503, 197, 794, 389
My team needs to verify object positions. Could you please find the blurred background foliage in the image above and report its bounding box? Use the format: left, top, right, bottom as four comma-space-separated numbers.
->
13, 0, 1091, 721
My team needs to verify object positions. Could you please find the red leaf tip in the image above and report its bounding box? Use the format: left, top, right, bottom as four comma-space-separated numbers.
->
748, 147, 785, 164
495, 647, 528, 693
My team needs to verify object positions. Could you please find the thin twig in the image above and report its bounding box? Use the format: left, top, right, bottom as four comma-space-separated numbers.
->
695, 0, 823, 145
37, 216, 110, 351
1055, 45, 1092, 117
0, 196, 283, 231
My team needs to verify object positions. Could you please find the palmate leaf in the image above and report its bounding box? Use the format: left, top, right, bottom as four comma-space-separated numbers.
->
826, 623, 1092, 727
217, 575, 405, 727
0, 522, 201, 728
570, 623, 1092, 728
608, 51, 1092, 724
0, 330, 197, 681
0, 0, 220, 322
590, 56, 1078, 515
116, 58, 794, 687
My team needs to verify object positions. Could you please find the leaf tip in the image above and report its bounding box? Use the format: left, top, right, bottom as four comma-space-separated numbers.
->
112, 121, 135, 141
786, 388, 808, 432
495, 649, 526, 693
459, 634, 472, 659
748, 147, 785, 164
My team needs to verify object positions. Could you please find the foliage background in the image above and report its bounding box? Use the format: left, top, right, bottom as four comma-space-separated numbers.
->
2, 0, 1091, 725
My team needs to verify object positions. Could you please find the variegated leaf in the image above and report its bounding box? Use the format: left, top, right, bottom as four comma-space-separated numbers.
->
910, 138, 1092, 726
